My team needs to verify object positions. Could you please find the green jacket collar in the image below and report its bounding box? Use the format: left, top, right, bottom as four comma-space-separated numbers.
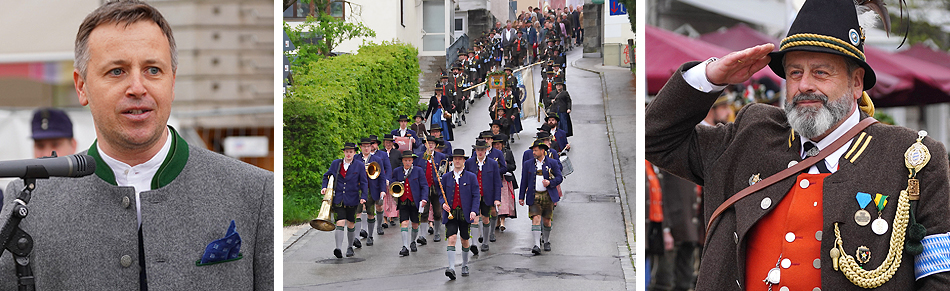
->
87, 126, 190, 188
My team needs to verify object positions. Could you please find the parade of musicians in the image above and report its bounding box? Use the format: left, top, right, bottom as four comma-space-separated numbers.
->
283, 1, 637, 289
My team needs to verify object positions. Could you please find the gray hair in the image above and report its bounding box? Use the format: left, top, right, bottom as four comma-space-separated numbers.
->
75, 0, 177, 79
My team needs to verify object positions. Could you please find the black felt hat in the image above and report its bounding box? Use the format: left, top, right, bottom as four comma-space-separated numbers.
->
530, 139, 550, 150
451, 149, 467, 158
397, 115, 410, 122
479, 131, 495, 139
535, 131, 552, 140
492, 134, 508, 143
472, 140, 491, 149
413, 111, 424, 119
767, 0, 876, 90
342, 142, 358, 150
359, 137, 373, 145
430, 124, 443, 131
545, 114, 560, 122
400, 150, 417, 159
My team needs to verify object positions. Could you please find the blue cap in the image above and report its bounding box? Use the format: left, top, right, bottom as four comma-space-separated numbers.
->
31, 108, 73, 140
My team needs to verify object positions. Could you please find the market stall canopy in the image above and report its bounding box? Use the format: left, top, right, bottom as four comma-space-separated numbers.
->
865, 45, 950, 107
646, 25, 781, 95
897, 44, 950, 70
699, 23, 781, 52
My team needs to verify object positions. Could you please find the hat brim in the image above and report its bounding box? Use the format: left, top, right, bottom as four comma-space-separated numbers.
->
768, 47, 875, 90
31, 132, 72, 140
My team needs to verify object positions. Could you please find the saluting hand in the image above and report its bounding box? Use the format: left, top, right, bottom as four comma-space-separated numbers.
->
705, 43, 774, 86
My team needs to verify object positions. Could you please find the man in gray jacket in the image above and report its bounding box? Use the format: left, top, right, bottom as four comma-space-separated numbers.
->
0, 1, 273, 290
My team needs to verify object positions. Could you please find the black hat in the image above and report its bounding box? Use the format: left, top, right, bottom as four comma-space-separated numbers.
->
479, 131, 495, 139
436, 137, 446, 146
554, 80, 565, 86
436, 83, 444, 90
369, 134, 381, 144
451, 149, 467, 158
530, 139, 550, 150
430, 124, 443, 131
538, 123, 553, 132
383, 133, 395, 141
359, 137, 373, 145
472, 140, 491, 149
457, 49, 467, 56
452, 63, 463, 70
767, 0, 875, 90
535, 131, 552, 140
545, 68, 555, 74
425, 135, 439, 142
342, 142, 358, 150
440, 71, 449, 79
31, 108, 73, 140
490, 119, 504, 127
545, 114, 560, 121
492, 134, 508, 143
397, 115, 410, 122
400, 150, 417, 159
504, 63, 515, 70
413, 111, 425, 119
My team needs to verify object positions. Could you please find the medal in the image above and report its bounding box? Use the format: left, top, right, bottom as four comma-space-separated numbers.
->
749, 173, 761, 186
856, 246, 871, 264
871, 193, 889, 235
855, 192, 872, 226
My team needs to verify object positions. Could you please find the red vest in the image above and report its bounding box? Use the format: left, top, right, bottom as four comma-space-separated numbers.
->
400, 169, 413, 202
340, 162, 347, 178
745, 173, 827, 291
452, 178, 462, 209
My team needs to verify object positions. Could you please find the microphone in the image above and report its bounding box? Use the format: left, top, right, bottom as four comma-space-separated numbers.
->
0, 154, 96, 179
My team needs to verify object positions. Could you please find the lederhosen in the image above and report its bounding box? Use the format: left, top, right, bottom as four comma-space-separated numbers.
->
397, 167, 420, 223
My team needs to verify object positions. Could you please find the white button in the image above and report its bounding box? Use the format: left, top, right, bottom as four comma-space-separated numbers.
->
814, 201, 818, 207
781, 258, 791, 268
813, 258, 821, 269
788, 161, 798, 168
781, 287, 790, 291
785, 232, 796, 242
761, 197, 772, 209
800, 179, 810, 188
813, 288, 821, 291
815, 231, 823, 241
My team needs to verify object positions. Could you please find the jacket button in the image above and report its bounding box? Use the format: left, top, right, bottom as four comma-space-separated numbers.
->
813, 258, 821, 269
121, 196, 130, 208
815, 230, 822, 241
734, 232, 738, 244
120, 255, 132, 267
761, 197, 772, 209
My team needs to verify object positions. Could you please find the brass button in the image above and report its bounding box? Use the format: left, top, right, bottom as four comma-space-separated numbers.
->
120, 255, 132, 268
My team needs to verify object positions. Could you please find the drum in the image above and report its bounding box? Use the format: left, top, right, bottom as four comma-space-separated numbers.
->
559, 155, 574, 176
394, 136, 412, 151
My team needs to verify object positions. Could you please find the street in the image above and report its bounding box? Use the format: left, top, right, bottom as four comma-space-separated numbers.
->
283, 48, 637, 290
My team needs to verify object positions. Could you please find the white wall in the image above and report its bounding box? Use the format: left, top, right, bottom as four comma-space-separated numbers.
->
286, 0, 427, 55
603, 0, 635, 67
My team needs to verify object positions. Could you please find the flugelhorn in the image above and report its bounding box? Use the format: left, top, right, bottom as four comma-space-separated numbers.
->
389, 181, 405, 198
310, 175, 336, 231
366, 161, 381, 180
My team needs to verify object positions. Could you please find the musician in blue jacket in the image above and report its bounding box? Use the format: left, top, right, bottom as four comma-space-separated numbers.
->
521, 132, 561, 170
354, 138, 387, 247
479, 131, 508, 173
465, 140, 502, 252
391, 150, 429, 257
519, 139, 563, 255
369, 135, 392, 235
391, 114, 419, 149
543, 115, 570, 152
322, 142, 369, 258
416, 124, 453, 156
440, 149, 481, 279
414, 136, 448, 243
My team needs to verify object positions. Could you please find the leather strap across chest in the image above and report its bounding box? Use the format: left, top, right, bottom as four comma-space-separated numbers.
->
705, 117, 879, 237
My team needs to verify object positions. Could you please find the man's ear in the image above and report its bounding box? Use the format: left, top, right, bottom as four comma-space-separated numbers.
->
852, 67, 865, 101
74, 70, 89, 106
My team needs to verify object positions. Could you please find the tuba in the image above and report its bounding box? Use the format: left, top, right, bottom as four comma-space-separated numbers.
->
366, 161, 381, 180
310, 175, 337, 231
389, 181, 405, 198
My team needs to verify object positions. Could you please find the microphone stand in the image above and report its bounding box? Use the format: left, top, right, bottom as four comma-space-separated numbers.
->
0, 178, 37, 291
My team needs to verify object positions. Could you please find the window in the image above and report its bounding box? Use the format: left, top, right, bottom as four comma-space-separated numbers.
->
283, 1, 311, 19
328, 1, 344, 18
455, 18, 463, 31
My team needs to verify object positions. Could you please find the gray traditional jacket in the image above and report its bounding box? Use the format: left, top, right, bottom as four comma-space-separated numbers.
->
0, 127, 274, 290
646, 62, 950, 290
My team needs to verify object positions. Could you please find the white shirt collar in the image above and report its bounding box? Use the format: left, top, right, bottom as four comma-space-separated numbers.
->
799, 108, 860, 173
98, 127, 172, 226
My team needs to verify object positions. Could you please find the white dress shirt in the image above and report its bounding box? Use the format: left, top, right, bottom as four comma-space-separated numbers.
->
98, 128, 172, 227
535, 159, 546, 192
799, 109, 859, 174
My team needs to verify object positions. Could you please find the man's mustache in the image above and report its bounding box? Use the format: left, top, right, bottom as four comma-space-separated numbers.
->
791, 92, 828, 106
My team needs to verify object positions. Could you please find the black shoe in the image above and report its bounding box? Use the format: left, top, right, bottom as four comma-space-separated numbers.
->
417, 236, 427, 246
510, 138, 515, 143
481, 243, 489, 252
428, 227, 434, 235
544, 242, 551, 252
461, 266, 470, 277
399, 246, 409, 257
532, 245, 541, 255
389, 221, 396, 226
478, 237, 483, 243
346, 247, 355, 257
471, 245, 479, 257
334, 248, 343, 258
353, 239, 362, 248
360, 229, 368, 239
378, 228, 384, 235
489, 233, 496, 242
445, 268, 456, 280
410, 241, 418, 252
381, 223, 389, 229
366, 237, 374, 246
433, 235, 442, 242
500, 225, 506, 232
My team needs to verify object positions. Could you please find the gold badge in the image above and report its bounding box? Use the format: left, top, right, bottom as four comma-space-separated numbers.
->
904, 131, 931, 178
856, 246, 871, 264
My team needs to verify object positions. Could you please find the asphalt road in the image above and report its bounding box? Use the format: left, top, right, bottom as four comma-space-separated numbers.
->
283, 48, 634, 290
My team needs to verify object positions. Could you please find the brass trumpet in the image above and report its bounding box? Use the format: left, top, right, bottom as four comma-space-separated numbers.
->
366, 161, 381, 180
389, 181, 405, 198
310, 175, 336, 231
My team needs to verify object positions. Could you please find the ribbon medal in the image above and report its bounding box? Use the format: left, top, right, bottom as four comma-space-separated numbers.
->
871, 193, 889, 235
854, 192, 872, 226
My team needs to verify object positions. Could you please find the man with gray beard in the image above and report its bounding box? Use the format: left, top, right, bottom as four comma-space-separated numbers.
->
645, 0, 950, 289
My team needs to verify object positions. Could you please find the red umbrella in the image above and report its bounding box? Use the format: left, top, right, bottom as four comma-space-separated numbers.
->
646, 25, 780, 95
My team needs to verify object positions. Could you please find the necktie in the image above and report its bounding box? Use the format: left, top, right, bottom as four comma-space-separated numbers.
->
803, 142, 831, 173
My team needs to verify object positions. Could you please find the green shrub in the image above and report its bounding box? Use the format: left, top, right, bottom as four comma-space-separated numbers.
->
283, 41, 421, 225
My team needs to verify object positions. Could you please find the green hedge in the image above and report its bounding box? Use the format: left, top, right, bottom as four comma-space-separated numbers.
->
284, 42, 421, 225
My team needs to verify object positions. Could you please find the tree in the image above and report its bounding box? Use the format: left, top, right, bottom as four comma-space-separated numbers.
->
284, 0, 376, 64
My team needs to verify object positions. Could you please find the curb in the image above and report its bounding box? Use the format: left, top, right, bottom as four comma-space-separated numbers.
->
283, 225, 312, 252
572, 58, 637, 290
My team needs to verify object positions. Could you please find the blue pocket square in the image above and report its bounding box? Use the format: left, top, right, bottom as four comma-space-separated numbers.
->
196, 220, 243, 266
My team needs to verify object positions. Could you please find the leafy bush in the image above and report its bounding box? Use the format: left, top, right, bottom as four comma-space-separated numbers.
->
283, 42, 421, 225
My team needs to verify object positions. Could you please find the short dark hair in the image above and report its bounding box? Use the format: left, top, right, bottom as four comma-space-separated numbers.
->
75, 0, 177, 79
